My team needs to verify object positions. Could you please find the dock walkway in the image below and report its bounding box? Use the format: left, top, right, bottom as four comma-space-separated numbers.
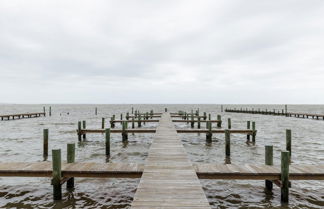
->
131, 113, 211, 208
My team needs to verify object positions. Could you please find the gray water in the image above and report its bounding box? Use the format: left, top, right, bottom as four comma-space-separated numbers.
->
0, 104, 324, 208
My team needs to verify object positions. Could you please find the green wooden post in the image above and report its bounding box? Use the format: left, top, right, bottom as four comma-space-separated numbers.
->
252, 121, 256, 144
225, 130, 230, 157
286, 129, 292, 161
227, 118, 231, 129
43, 129, 48, 159
191, 114, 194, 128
138, 115, 142, 127
105, 129, 110, 156
66, 143, 75, 189
78, 121, 81, 141
208, 114, 211, 121
265, 145, 273, 191
206, 121, 212, 143
122, 121, 128, 142
52, 149, 62, 200
82, 120, 86, 139
102, 118, 105, 129
132, 117, 135, 128
281, 151, 289, 203
247, 121, 251, 141
49, 106, 52, 117
217, 115, 222, 128
197, 117, 201, 129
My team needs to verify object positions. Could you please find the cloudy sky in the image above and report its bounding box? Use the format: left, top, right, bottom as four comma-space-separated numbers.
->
0, 0, 323, 104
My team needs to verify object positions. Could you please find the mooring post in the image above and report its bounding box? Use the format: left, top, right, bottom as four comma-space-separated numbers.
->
49, 106, 52, 117
191, 114, 194, 128
52, 149, 62, 200
82, 120, 86, 139
43, 129, 49, 159
102, 118, 105, 129
225, 129, 230, 157
217, 115, 222, 128
132, 117, 135, 128
95, 107, 97, 115
203, 112, 207, 120
122, 121, 128, 142
78, 121, 82, 141
198, 117, 201, 129
120, 113, 123, 124
252, 121, 256, 144
126, 112, 129, 120
247, 121, 251, 142
138, 115, 142, 127
208, 114, 211, 121
265, 145, 273, 191
165, 108, 167, 112
105, 129, 110, 156
221, 105, 223, 112
132, 107, 134, 114
281, 151, 290, 204
228, 118, 231, 129
66, 143, 75, 189
286, 129, 292, 162
43, 106, 46, 115
206, 121, 212, 143
285, 104, 288, 116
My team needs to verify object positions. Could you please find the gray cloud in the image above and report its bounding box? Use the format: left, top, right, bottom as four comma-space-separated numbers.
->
0, 0, 323, 103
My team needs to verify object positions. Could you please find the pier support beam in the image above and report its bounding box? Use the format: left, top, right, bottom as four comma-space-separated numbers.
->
281, 151, 290, 204
52, 149, 62, 200
265, 145, 273, 191
66, 143, 75, 189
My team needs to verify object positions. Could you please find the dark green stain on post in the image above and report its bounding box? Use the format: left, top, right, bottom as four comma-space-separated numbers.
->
52, 149, 62, 200
66, 143, 75, 189
265, 145, 273, 191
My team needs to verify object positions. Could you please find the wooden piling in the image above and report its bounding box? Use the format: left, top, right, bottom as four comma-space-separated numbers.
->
102, 118, 105, 129
265, 145, 273, 191
252, 122, 256, 144
82, 120, 86, 139
78, 121, 81, 141
43, 129, 48, 159
225, 130, 230, 157
132, 117, 135, 129
66, 143, 75, 189
217, 115, 222, 128
138, 115, 142, 127
197, 117, 201, 129
105, 129, 110, 156
95, 107, 97, 115
286, 129, 292, 161
206, 121, 212, 143
221, 105, 223, 112
122, 121, 128, 142
203, 112, 207, 120
281, 151, 289, 203
228, 118, 231, 129
132, 107, 134, 114
49, 106, 52, 117
43, 107, 46, 115
191, 114, 194, 128
208, 114, 211, 121
247, 121, 251, 141
52, 149, 62, 200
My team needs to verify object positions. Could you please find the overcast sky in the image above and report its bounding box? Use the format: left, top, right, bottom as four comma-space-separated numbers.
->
0, 1, 324, 104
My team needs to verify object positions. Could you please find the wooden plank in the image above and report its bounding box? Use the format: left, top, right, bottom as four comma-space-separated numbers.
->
131, 113, 211, 209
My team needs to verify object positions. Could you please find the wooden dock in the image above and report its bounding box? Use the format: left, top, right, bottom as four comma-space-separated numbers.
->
131, 112, 211, 209
0, 112, 45, 120
225, 108, 324, 120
